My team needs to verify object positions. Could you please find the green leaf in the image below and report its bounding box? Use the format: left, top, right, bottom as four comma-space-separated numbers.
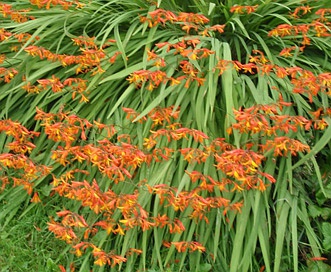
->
307, 260, 331, 272
308, 205, 323, 219
199, 263, 212, 272
322, 222, 331, 251
316, 184, 331, 206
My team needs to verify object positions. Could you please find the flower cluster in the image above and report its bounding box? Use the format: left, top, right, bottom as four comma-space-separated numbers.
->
290, 70, 331, 103
0, 3, 34, 22
35, 107, 116, 146
0, 67, 18, 83
0, 120, 50, 199
24, 44, 107, 75
37, 106, 257, 265
229, 99, 316, 159
0, 153, 50, 197
232, 102, 313, 135
163, 240, 206, 253
269, 7, 331, 55
21, 35, 119, 79
29, 0, 84, 10
0, 119, 39, 154
22, 76, 89, 102
128, 37, 215, 90
140, 8, 225, 37
215, 51, 331, 104
230, 5, 258, 14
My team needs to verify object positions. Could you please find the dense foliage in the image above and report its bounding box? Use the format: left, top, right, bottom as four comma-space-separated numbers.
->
0, 0, 331, 271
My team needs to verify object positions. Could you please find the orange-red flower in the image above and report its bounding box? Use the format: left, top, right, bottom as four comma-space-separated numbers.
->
230, 5, 258, 14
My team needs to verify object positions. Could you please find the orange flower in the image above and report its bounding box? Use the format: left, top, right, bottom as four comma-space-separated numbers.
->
310, 257, 328, 261
279, 46, 296, 57
48, 219, 77, 243
215, 59, 230, 75
209, 24, 225, 33
37, 75, 64, 92
153, 214, 170, 228
241, 63, 257, 74
127, 248, 143, 256
188, 241, 206, 252
171, 241, 188, 252
94, 220, 116, 235
261, 137, 310, 156
93, 252, 109, 266
268, 24, 293, 37
312, 21, 331, 37
181, 22, 199, 34
110, 254, 127, 267
316, 8, 331, 21
31, 192, 41, 203
230, 5, 258, 14
180, 148, 209, 163
168, 218, 186, 234
291, 6, 311, 18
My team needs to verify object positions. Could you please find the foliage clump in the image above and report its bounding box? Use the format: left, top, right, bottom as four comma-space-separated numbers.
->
1, 0, 331, 271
